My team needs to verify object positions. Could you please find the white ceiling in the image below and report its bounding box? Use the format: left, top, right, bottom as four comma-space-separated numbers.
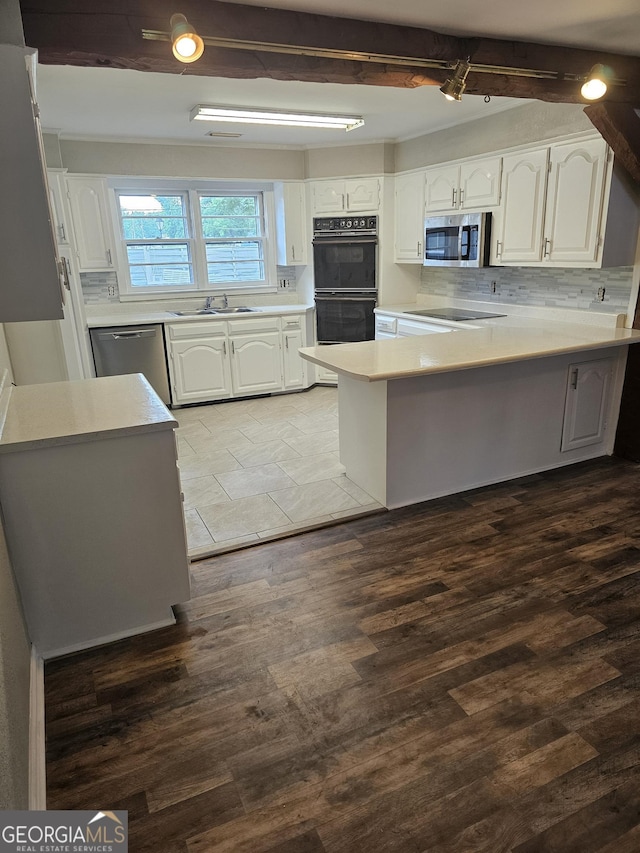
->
35, 0, 640, 148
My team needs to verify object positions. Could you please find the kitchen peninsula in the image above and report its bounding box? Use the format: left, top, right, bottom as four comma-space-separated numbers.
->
299, 306, 640, 509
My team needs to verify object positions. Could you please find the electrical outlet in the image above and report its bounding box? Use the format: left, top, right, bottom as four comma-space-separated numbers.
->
107, 285, 116, 297
597, 287, 606, 302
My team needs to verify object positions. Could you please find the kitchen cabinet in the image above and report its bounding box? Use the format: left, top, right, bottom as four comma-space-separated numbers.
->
281, 315, 306, 389
0, 44, 63, 322
274, 182, 308, 265
493, 136, 635, 268
394, 172, 426, 263
228, 317, 282, 395
0, 375, 190, 658
166, 312, 309, 405
311, 178, 381, 214
374, 312, 455, 339
167, 323, 232, 405
561, 357, 614, 451
66, 176, 116, 271
424, 156, 502, 213
493, 147, 549, 264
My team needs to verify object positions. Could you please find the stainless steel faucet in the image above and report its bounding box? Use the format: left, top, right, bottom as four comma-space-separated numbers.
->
204, 296, 214, 309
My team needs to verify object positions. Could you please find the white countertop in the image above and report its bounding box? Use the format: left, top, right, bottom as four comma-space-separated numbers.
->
0, 374, 177, 453
299, 312, 640, 382
85, 304, 312, 328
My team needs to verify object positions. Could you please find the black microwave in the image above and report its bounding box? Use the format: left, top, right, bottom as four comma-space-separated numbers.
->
423, 212, 491, 268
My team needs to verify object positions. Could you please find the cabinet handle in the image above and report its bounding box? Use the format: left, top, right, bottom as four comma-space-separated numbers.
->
496, 240, 502, 258
417, 241, 422, 257
570, 368, 579, 390
285, 336, 289, 350
59, 223, 66, 242
452, 188, 457, 206
223, 341, 227, 356
231, 340, 235, 355
459, 188, 464, 205
342, 194, 346, 209
106, 248, 112, 265
543, 238, 551, 257
291, 245, 296, 260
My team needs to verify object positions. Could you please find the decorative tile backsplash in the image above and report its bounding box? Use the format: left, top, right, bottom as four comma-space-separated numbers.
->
81, 267, 299, 305
419, 266, 634, 313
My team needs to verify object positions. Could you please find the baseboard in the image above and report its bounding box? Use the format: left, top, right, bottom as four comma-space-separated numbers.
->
29, 646, 46, 810
40, 614, 177, 660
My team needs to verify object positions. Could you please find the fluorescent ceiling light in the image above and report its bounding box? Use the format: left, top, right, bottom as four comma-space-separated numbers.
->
190, 105, 364, 131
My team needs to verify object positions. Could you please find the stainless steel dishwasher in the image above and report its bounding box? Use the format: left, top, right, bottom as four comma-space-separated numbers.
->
90, 325, 171, 405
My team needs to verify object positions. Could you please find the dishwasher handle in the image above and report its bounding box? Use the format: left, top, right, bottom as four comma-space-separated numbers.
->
96, 329, 157, 340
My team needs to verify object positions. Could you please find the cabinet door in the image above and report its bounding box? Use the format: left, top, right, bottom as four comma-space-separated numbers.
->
561, 358, 613, 451
394, 173, 425, 262
311, 181, 345, 214
275, 182, 308, 265
169, 338, 232, 404
460, 156, 502, 209
0, 45, 63, 322
496, 149, 549, 264
66, 176, 115, 271
424, 165, 460, 212
544, 138, 608, 264
345, 178, 380, 211
230, 332, 282, 395
282, 330, 304, 389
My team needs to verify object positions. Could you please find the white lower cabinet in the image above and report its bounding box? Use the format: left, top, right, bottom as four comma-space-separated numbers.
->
170, 337, 232, 404
561, 357, 614, 452
167, 313, 308, 405
229, 328, 282, 395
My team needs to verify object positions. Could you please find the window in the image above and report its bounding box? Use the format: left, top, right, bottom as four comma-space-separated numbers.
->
113, 183, 275, 298
199, 194, 265, 285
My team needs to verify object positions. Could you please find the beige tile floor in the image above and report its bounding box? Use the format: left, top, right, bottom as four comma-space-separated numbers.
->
175, 387, 383, 557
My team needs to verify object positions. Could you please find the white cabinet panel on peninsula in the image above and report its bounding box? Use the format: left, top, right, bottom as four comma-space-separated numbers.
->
66, 176, 116, 271
311, 178, 381, 214
561, 357, 614, 452
166, 313, 308, 405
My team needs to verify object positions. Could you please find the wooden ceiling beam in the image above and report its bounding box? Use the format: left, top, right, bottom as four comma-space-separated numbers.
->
19, 0, 640, 105
584, 103, 640, 184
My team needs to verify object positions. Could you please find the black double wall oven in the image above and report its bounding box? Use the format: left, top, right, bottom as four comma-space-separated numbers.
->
312, 216, 377, 345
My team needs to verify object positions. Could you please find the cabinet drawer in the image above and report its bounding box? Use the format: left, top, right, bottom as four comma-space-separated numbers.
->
281, 315, 303, 331
396, 319, 454, 336
167, 321, 227, 340
375, 316, 397, 335
228, 316, 280, 335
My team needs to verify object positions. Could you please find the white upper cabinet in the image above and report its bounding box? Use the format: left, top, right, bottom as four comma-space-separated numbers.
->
493, 148, 549, 264
424, 157, 501, 213
544, 138, 608, 264
311, 177, 380, 214
394, 172, 426, 263
0, 45, 63, 322
493, 136, 633, 268
274, 182, 308, 265
66, 176, 116, 272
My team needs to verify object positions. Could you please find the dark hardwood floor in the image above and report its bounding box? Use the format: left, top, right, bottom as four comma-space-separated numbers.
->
45, 457, 640, 852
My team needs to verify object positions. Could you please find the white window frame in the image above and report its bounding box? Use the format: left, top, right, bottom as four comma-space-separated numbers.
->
108, 178, 278, 300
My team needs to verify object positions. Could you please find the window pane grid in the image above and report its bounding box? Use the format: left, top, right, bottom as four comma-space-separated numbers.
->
117, 189, 271, 293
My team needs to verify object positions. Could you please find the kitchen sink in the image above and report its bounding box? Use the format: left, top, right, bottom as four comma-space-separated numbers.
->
171, 307, 255, 316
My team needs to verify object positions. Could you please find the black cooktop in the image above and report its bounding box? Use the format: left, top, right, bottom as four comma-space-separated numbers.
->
405, 308, 507, 321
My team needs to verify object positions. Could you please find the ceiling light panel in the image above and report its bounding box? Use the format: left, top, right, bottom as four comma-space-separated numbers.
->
190, 105, 364, 131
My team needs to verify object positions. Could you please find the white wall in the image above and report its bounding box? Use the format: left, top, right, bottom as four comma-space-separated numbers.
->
4, 321, 68, 385
304, 142, 395, 178
396, 101, 593, 173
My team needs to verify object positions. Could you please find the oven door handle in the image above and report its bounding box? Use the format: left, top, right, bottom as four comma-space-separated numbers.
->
312, 236, 377, 245
315, 295, 377, 302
